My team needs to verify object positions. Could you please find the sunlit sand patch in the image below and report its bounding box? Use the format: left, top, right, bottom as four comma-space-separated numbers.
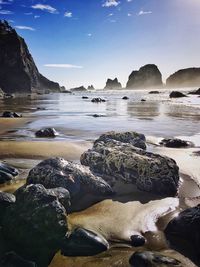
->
0, 118, 30, 135
49, 248, 196, 267
68, 198, 179, 250
0, 141, 92, 161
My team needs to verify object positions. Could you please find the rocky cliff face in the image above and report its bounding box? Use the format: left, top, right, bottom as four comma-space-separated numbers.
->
0, 20, 60, 94
166, 68, 200, 88
104, 78, 122, 89
126, 64, 163, 89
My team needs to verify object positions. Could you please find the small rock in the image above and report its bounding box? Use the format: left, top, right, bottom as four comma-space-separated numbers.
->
129, 251, 181, 267
35, 128, 58, 138
91, 98, 106, 103
2, 111, 22, 118
61, 228, 109, 256
122, 96, 129, 100
169, 91, 187, 98
130, 235, 146, 247
0, 162, 18, 184
160, 138, 191, 148
82, 96, 89, 99
141, 99, 146, 102
149, 91, 160, 94
92, 114, 105, 118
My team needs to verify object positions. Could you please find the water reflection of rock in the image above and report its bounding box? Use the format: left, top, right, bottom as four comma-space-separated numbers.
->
164, 104, 200, 121
127, 102, 160, 119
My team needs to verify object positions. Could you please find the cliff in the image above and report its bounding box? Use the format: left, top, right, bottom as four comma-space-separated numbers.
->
126, 64, 163, 89
0, 20, 60, 94
166, 68, 200, 88
104, 78, 122, 90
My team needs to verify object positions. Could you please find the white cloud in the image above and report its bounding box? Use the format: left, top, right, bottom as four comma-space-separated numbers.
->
15, 25, 35, 31
108, 13, 113, 16
0, 10, 13, 14
87, 33, 92, 37
102, 0, 120, 7
127, 0, 132, 2
31, 4, 58, 14
127, 13, 132, 16
34, 15, 40, 19
64, 11, 72, 18
44, 64, 83, 69
24, 12, 33, 15
138, 10, 152, 16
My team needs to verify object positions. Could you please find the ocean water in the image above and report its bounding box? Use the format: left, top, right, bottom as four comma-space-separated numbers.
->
0, 88, 199, 142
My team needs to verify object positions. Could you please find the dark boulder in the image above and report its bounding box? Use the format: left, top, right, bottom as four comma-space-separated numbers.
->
82, 96, 89, 99
126, 64, 163, 89
2, 184, 67, 267
169, 91, 187, 98
26, 158, 113, 211
91, 98, 106, 103
0, 162, 18, 184
165, 205, 200, 265
0, 192, 15, 224
141, 99, 146, 102
188, 88, 200, 95
166, 68, 200, 88
35, 128, 58, 138
129, 251, 182, 267
0, 252, 37, 267
95, 131, 146, 150
160, 138, 192, 148
130, 235, 146, 247
149, 91, 160, 94
81, 138, 179, 197
104, 78, 122, 90
122, 96, 129, 100
61, 228, 109, 256
2, 111, 22, 118
0, 20, 60, 94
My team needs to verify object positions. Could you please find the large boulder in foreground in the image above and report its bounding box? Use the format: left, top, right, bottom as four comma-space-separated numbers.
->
27, 158, 113, 211
0, 191, 15, 224
2, 184, 67, 267
166, 68, 200, 88
126, 64, 163, 89
95, 131, 146, 150
165, 205, 200, 266
0, 20, 60, 94
104, 78, 122, 90
81, 138, 179, 196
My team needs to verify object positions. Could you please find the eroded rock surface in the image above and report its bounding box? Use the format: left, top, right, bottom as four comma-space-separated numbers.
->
81, 139, 179, 196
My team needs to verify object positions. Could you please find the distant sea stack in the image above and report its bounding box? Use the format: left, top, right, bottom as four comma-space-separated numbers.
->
126, 64, 163, 89
70, 86, 87, 92
0, 20, 60, 94
87, 85, 95, 90
104, 78, 122, 90
166, 68, 200, 88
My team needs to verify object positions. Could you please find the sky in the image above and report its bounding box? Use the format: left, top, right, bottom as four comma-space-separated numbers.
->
0, 0, 200, 89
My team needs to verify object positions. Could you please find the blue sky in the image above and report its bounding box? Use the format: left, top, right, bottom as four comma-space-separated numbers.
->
0, 0, 200, 89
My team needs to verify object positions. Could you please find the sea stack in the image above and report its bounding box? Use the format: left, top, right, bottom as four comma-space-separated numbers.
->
126, 64, 163, 89
104, 78, 122, 90
0, 20, 60, 94
166, 68, 200, 88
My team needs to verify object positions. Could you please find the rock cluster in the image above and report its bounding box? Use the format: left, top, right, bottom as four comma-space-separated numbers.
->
0, 20, 60, 94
